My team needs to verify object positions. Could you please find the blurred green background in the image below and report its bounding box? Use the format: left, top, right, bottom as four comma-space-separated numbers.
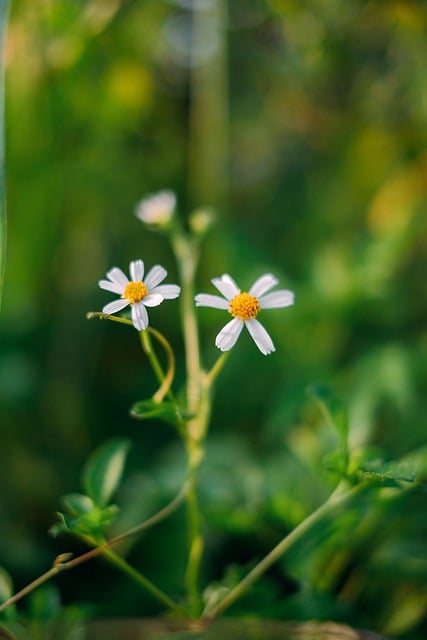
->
1, 0, 427, 637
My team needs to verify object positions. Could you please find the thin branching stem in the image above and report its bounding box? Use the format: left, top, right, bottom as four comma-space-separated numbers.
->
203, 482, 362, 620
0, 481, 190, 616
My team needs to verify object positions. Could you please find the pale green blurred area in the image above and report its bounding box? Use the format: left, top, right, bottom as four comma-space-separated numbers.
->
0, 0, 427, 635
0, 0, 8, 309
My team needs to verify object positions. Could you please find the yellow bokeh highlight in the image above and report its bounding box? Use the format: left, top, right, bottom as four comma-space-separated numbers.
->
107, 62, 153, 112
367, 158, 427, 235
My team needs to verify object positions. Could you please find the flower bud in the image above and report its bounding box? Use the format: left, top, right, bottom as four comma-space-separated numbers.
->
135, 190, 176, 228
189, 207, 216, 237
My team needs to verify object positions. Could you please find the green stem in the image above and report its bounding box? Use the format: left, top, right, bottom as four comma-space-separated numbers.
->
184, 475, 204, 617
140, 328, 176, 403
0, 481, 190, 616
101, 547, 188, 618
87, 313, 177, 405
203, 482, 359, 619
170, 224, 206, 615
170, 226, 201, 415
86, 311, 133, 326
206, 352, 229, 386
183, 372, 213, 616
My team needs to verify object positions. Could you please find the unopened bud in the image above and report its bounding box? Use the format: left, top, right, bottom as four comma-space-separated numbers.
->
189, 207, 216, 236
135, 190, 176, 228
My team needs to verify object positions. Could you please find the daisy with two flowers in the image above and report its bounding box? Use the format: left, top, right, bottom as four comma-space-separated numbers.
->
99, 264, 294, 355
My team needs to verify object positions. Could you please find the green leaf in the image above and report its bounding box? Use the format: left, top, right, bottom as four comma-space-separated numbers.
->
61, 493, 94, 517
307, 384, 349, 455
83, 438, 130, 508
130, 399, 183, 426
51, 505, 119, 539
357, 460, 416, 487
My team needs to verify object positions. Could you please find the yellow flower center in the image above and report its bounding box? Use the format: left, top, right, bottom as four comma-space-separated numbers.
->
123, 281, 148, 304
229, 292, 260, 321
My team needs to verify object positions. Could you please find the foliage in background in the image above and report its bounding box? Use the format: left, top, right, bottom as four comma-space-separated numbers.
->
0, 0, 426, 638
0, 0, 9, 308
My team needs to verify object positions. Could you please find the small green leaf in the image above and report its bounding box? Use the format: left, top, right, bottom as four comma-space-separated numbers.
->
61, 493, 94, 517
130, 399, 182, 426
83, 438, 130, 508
51, 505, 119, 539
356, 459, 416, 487
307, 384, 349, 454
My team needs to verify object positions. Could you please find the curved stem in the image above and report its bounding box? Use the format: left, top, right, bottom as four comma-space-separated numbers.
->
140, 327, 176, 404
203, 482, 360, 619
107, 478, 190, 546
87, 313, 177, 406
86, 311, 133, 326
0, 481, 190, 616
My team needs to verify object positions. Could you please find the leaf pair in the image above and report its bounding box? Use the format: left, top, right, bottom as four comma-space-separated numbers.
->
51, 439, 130, 541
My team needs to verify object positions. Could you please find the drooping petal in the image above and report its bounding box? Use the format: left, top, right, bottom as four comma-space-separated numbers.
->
194, 293, 230, 310
259, 289, 295, 309
142, 293, 164, 307
212, 274, 240, 300
98, 279, 124, 294
106, 267, 129, 288
246, 319, 275, 355
130, 259, 144, 282
145, 265, 167, 290
249, 273, 278, 298
102, 299, 129, 314
151, 284, 181, 299
132, 302, 149, 331
215, 318, 244, 351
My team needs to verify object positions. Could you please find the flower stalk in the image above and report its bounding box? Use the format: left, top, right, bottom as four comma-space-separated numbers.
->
203, 482, 361, 620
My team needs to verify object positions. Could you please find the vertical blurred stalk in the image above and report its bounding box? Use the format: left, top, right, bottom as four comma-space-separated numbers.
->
188, 0, 228, 213
0, 0, 9, 309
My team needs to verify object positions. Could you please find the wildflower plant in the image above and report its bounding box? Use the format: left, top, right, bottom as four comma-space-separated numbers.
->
0, 191, 418, 627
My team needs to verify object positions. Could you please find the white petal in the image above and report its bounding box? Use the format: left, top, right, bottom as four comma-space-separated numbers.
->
98, 279, 124, 294
130, 259, 144, 282
259, 289, 295, 309
246, 319, 275, 355
249, 273, 278, 297
212, 274, 240, 300
194, 294, 229, 309
142, 293, 164, 307
215, 318, 244, 352
102, 299, 129, 314
151, 284, 181, 299
106, 267, 129, 288
132, 302, 149, 330
145, 265, 167, 290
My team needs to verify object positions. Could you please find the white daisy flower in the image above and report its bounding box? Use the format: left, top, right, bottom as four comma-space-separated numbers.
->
99, 259, 180, 331
135, 190, 176, 226
195, 273, 294, 355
